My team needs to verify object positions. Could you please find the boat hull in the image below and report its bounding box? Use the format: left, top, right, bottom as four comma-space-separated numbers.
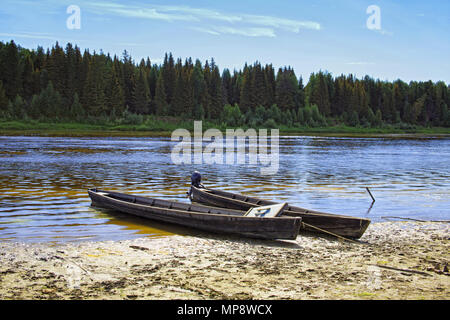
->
190, 186, 370, 239
88, 189, 302, 240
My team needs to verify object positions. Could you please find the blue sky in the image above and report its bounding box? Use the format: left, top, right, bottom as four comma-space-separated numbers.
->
1, 0, 449, 83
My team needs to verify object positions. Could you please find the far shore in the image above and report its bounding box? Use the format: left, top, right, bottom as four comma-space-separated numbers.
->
0, 120, 449, 138
0, 221, 448, 300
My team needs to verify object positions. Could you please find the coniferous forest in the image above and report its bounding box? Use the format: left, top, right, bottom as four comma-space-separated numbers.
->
0, 40, 449, 131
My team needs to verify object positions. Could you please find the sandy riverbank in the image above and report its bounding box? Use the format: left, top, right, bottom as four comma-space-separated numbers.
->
0, 221, 448, 300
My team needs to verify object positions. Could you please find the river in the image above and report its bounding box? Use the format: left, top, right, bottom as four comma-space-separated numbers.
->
0, 135, 448, 242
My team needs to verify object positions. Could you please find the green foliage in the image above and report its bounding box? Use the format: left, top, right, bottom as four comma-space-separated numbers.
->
28, 82, 63, 120
11, 95, 26, 119
306, 71, 331, 116
0, 40, 448, 129
154, 72, 168, 116
297, 104, 327, 127
275, 67, 299, 112
193, 104, 205, 120
221, 104, 243, 126
263, 118, 277, 129
70, 93, 85, 121
347, 110, 360, 127
267, 104, 282, 124
0, 81, 9, 117
374, 109, 383, 127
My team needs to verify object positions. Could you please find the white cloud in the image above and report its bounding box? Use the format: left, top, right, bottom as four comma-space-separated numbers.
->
345, 62, 375, 65
192, 26, 276, 38
107, 7, 199, 22
190, 27, 221, 36
156, 5, 243, 23
375, 29, 394, 36
216, 26, 276, 37
87, 2, 321, 37
0, 32, 59, 41
243, 14, 321, 32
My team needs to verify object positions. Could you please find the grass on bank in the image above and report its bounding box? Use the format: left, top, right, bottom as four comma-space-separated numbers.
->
0, 117, 449, 137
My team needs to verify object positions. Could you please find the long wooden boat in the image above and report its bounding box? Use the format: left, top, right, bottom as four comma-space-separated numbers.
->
88, 188, 302, 240
189, 185, 370, 239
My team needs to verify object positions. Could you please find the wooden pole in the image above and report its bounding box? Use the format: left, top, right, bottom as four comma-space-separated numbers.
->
366, 187, 375, 203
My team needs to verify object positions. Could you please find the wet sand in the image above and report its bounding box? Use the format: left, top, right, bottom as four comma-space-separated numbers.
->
0, 221, 448, 300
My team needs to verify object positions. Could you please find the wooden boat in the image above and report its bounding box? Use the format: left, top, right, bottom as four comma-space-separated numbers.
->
88, 188, 302, 240
189, 185, 371, 239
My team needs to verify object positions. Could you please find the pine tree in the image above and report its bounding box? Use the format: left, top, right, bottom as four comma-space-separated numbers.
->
82, 56, 107, 116
64, 43, 77, 103
108, 66, 125, 117
154, 72, 168, 115
73, 45, 84, 98
275, 67, 297, 112
264, 64, 276, 108
307, 71, 331, 116
208, 62, 223, 119
239, 64, 253, 113
70, 93, 85, 121
46, 42, 66, 97
22, 54, 34, 100
182, 60, 194, 117
172, 67, 185, 116
148, 66, 158, 100
1, 41, 21, 100
41, 82, 63, 119
192, 60, 208, 118
374, 109, 382, 127
252, 62, 266, 107
121, 49, 135, 110
221, 68, 232, 106
231, 70, 242, 106
202, 60, 212, 117
162, 53, 176, 105
0, 81, 9, 117
132, 68, 151, 114
29, 94, 42, 119
11, 95, 26, 119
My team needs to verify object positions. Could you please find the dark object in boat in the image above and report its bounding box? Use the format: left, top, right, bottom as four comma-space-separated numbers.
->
191, 170, 203, 188
88, 188, 302, 240
189, 185, 370, 239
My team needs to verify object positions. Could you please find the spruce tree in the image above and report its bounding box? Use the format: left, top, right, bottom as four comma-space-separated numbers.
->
192, 60, 207, 118
70, 93, 85, 121
172, 67, 184, 116
132, 68, 151, 114
264, 64, 276, 108
154, 72, 168, 115
46, 42, 66, 98
208, 63, 223, 119
239, 65, 253, 113
22, 54, 34, 100
296, 76, 305, 109
252, 62, 266, 107
162, 53, 176, 105
0, 81, 9, 117
275, 67, 297, 112
221, 68, 232, 106
1, 41, 21, 100
108, 67, 125, 117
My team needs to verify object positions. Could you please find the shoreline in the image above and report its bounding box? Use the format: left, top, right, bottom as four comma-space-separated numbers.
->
0, 221, 448, 300
1, 129, 449, 139
0, 120, 449, 138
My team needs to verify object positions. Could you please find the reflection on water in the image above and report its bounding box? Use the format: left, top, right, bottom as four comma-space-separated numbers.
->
0, 135, 449, 242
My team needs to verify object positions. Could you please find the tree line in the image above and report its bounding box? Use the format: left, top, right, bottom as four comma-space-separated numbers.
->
0, 40, 449, 128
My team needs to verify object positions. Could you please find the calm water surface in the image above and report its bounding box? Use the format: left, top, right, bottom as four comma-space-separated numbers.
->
0, 135, 449, 242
